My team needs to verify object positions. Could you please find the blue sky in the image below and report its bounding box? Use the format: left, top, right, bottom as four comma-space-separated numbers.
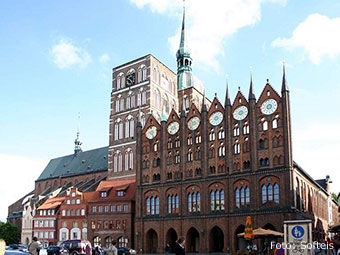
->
1, 0, 340, 221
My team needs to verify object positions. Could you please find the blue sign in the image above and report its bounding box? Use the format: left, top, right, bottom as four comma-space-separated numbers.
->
291, 226, 304, 238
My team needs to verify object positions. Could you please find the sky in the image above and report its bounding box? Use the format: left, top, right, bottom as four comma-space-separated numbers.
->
1, 0, 340, 222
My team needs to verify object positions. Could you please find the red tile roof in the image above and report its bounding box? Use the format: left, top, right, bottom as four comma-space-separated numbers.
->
89, 179, 136, 202
38, 197, 65, 210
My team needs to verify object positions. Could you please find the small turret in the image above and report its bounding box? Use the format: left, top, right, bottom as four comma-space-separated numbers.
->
74, 115, 82, 155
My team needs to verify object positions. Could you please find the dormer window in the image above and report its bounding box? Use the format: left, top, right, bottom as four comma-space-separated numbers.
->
72, 192, 76, 197
117, 191, 125, 197
101, 192, 107, 198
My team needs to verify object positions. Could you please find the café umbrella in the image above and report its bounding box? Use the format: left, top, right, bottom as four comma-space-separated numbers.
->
244, 216, 254, 240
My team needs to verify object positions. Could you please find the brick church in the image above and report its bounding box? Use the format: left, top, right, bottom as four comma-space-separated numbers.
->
8, 3, 339, 253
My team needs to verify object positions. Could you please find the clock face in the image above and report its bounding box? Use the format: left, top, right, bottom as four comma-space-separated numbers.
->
233, 106, 248, 121
209, 111, 223, 126
126, 73, 135, 86
261, 99, 278, 115
167, 122, 179, 135
188, 116, 200, 131
146, 126, 157, 140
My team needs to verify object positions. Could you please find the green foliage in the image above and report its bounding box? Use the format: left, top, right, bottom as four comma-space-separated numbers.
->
0, 222, 20, 244
331, 193, 339, 203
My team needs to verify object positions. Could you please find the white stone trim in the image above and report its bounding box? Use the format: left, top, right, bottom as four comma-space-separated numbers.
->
115, 58, 147, 72
109, 141, 136, 149
112, 81, 149, 95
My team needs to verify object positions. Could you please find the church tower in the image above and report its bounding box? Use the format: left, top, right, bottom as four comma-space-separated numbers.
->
176, 1, 208, 112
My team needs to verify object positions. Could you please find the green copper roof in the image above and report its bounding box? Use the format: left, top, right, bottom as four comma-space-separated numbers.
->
36, 146, 108, 181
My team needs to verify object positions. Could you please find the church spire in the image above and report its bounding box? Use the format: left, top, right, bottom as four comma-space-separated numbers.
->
176, 0, 193, 91
225, 75, 231, 107
248, 67, 256, 100
179, 0, 186, 52
281, 61, 289, 92
202, 90, 207, 112
74, 113, 82, 155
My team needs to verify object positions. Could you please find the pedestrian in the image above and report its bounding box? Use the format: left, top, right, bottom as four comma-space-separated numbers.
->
28, 237, 40, 255
85, 244, 91, 255
106, 240, 118, 255
165, 244, 170, 255
175, 238, 185, 255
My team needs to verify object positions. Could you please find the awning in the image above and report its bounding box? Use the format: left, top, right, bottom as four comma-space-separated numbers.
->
238, 228, 283, 237
330, 224, 340, 233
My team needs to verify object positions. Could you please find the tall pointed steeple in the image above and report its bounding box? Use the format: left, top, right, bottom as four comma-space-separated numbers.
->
176, 0, 194, 91
248, 67, 256, 100
281, 61, 289, 92
202, 90, 207, 112
74, 113, 82, 155
225, 75, 231, 107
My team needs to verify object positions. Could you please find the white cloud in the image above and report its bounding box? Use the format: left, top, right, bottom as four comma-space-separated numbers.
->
131, 0, 284, 69
272, 14, 340, 64
99, 53, 110, 64
0, 154, 47, 222
293, 123, 340, 194
51, 39, 92, 69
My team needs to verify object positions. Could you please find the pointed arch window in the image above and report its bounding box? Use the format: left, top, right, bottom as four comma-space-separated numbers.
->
218, 127, 225, 139
262, 184, 267, 204
268, 184, 273, 201
119, 122, 123, 139
120, 98, 124, 111
125, 152, 129, 171
117, 75, 121, 90
138, 68, 142, 83
233, 124, 240, 136
137, 92, 141, 106
114, 123, 119, 141
115, 100, 120, 113
209, 129, 216, 141
243, 122, 250, 134
146, 197, 150, 215
274, 183, 279, 203
235, 188, 240, 208
142, 91, 147, 105
263, 121, 268, 131
131, 94, 135, 108
129, 118, 134, 137
272, 119, 278, 129
126, 96, 131, 109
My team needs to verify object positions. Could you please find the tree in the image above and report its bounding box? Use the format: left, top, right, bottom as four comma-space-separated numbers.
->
0, 222, 20, 244
331, 193, 339, 204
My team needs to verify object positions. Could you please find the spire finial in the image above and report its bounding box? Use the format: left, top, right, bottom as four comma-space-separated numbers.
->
74, 112, 82, 155
249, 67, 256, 100
225, 74, 231, 107
202, 89, 207, 112
281, 61, 289, 92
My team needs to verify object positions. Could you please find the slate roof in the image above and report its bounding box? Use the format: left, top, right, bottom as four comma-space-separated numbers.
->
37, 146, 108, 181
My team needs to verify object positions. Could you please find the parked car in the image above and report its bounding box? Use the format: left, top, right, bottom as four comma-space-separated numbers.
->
47, 246, 68, 255
116, 247, 136, 255
5, 251, 30, 255
61, 240, 92, 255
6, 244, 28, 253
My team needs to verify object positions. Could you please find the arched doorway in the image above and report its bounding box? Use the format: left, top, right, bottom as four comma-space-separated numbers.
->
263, 223, 276, 231
235, 225, 246, 250
166, 228, 178, 252
209, 226, 224, 252
146, 229, 158, 253
262, 223, 279, 250
186, 227, 200, 253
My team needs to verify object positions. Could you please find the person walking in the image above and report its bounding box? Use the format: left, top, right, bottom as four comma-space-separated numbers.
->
165, 244, 170, 255
106, 240, 118, 255
28, 237, 40, 255
174, 238, 185, 255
